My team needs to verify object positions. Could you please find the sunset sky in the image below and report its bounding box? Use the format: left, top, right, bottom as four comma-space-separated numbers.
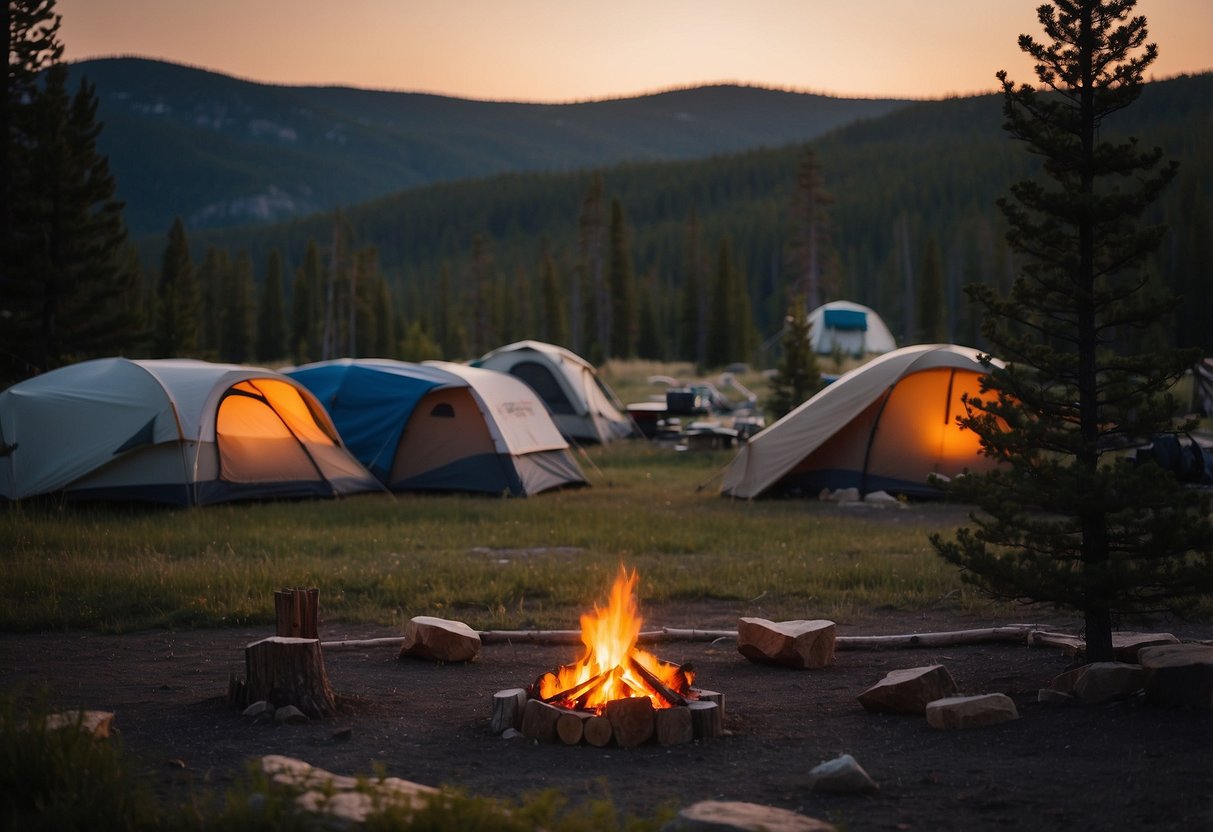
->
57, 0, 1213, 102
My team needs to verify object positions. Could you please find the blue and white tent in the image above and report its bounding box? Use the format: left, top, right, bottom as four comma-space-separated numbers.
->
807, 301, 897, 357
287, 359, 585, 496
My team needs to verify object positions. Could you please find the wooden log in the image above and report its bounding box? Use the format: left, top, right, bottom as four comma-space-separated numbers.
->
556, 710, 594, 745
628, 655, 687, 706
541, 668, 611, 706
583, 715, 613, 747
275, 588, 320, 639
690, 688, 725, 720
520, 699, 563, 743
654, 706, 694, 746
605, 697, 655, 747
688, 700, 721, 739
244, 636, 336, 718
490, 688, 528, 733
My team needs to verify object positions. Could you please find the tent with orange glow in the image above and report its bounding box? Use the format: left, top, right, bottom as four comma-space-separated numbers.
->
721, 344, 1004, 499
286, 358, 586, 496
0, 358, 381, 505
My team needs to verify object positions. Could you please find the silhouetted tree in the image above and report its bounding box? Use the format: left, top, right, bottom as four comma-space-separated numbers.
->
537, 241, 568, 347
256, 249, 288, 363
766, 294, 821, 419
931, 0, 1212, 663
153, 218, 199, 357
917, 235, 946, 343
786, 148, 834, 311
290, 238, 323, 363
607, 198, 635, 358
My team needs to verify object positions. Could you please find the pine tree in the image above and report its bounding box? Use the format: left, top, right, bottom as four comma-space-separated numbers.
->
290, 239, 323, 363
786, 148, 835, 311
917, 235, 946, 343
537, 241, 568, 347
578, 174, 607, 358
705, 238, 737, 368
153, 218, 199, 357
678, 208, 708, 366
196, 246, 230, 358
217, 252, 254, 363
607, 198, 635, 358
256, 249, 288, 363
766, 294, 821, 419
2, 1, 140, 380
931, 0, 1213, 663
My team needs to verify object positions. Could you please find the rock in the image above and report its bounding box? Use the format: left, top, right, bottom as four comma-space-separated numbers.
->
501, 727, 523, 739
1037, 688, 1075, 705
1138, 644, 1213, 710
926, 694, 1019, 729
662, 799, 836, 831
857, 664, 958, 714
398, 615, 481, 663
806, 753, 879, 794
242, 700, 272, 718
863, 490, 900, 504
274, 705, 309, 725
1069, 662, 1145, 704
262, 755, 439, 826
737, 618, 835, 669
1111, 632, 1181, 662
45, 710, 115, 739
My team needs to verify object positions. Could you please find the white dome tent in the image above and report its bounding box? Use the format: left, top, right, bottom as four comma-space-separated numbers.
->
807, 300, 897, 357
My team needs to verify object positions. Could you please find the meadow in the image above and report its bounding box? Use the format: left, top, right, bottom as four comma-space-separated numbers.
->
0, 441, 1001, 635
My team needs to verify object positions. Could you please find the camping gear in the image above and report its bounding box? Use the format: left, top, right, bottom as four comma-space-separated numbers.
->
473, 340, 636, 444
286, 358, 585, 496
0, 358, 381, 505
807, 300, 897, 356
721, 344, 1004, 499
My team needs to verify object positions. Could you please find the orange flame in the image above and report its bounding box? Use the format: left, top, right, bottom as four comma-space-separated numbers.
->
537, 567, 694, 712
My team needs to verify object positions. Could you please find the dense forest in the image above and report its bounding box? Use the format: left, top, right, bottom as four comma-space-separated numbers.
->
168, 72, 1211, 368
5, 0, 1210, 383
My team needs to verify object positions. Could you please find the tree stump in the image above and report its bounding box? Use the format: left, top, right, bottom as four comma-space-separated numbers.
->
275, 588, 320, 639
244, 636, 337, 718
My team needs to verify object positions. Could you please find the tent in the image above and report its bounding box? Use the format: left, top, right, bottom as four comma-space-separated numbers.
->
473, 340, 636, 444
0, 358, 381, 505
722, 344, 1004, 499
807, 301, 897, 356
286, 358, 585, 496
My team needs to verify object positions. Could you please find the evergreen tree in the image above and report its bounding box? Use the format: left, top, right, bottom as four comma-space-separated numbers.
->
2, 1, 140, 380
678, 207, 708, 365
931, 0, 1212, 663
766, 294, 821, 419
153, 218, 199, 357
255, 249, 288, 363
607, 198, 635, 358
705, 238, 737, 368
537, 241, 568, 347
917, 235, 946, 343
786, 148, 835, 311
196, 246, 230, 358
290, 238, 322, 363
578, 173, 607, 357
217, 252, 254, 363
635, 273, 665, 360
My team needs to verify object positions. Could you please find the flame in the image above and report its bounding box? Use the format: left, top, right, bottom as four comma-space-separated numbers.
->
537, 567, 694, 712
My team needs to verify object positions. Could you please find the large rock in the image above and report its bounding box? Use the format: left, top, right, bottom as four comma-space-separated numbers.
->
261, 754, 439, 826
1051, 662, 1145, 704
1138, 644, 1213, 710
45, 710, 114, 739
806, 753, 879, 794
662, 800, 836, 831
925, 694, 1019, 729
737, 618, 835, 669
398, 616, 481, 663
857, 665, 958, 714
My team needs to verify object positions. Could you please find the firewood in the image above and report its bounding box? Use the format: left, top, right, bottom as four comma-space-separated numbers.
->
490, 688, 528, 734
555, 710, 593, 745
398, 616, 480, 663
688, 700, 722, 739
690, 688, 725, 720
738, 618, 836, 669
541, 668, 610, 706
520, 699, 563, 743
583, 715, 613, 747
627, 655, 688, 706
243, 636, 336, 718
274, 588, 320, 639
605, 697, 655, 747
654, 705, 694, 746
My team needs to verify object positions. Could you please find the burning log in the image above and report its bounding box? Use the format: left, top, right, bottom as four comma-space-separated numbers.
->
605, 697, 655, 747
537, 667, 612, 707
627, 655, 687, 707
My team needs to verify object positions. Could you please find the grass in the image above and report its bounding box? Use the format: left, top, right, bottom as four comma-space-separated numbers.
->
0, 441, 1003, 633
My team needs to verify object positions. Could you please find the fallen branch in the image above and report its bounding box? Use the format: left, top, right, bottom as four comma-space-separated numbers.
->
321, 624, 1075, 652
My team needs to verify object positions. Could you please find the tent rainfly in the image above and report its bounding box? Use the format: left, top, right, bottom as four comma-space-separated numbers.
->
0, 358, 381, 505
473, 340, 636, 444
286, 358, 586, 496
721, 344, 1004, 499
807, 300, 897, 356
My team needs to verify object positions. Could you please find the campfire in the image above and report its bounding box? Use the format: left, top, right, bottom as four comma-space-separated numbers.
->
493, 567, 723, 747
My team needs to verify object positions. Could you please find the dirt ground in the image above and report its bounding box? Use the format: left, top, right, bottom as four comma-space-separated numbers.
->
2, 606, 1210, 831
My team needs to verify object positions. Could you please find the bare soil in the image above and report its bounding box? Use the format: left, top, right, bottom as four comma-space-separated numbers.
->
2, 607, 1210, 831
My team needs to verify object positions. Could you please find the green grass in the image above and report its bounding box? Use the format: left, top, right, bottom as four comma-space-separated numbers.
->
0, 443, 1002, 633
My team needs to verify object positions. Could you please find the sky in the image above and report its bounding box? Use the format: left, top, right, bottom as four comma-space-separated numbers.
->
57, 0, 1213, 103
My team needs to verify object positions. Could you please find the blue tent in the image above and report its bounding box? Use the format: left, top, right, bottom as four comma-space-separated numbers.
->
287, 359, 585, 496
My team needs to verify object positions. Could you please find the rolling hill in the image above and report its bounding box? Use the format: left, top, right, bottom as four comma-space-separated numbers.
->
70, 57, 909, 235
